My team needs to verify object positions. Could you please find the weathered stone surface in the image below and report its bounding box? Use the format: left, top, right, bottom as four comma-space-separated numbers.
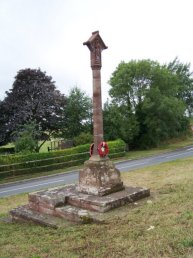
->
27, 186, 72, 217
77, 158, 124, 196
55, 205, 104, 223
81, 32, 124, 196
10, 204, 104, 226
10, 205, 68, 228
25, 184, 150, 213
9, 184, 150, 227
28, 185, 74, 213
83, 30, 108, 70
83, 31, 107, 155
69, 185, 150, 212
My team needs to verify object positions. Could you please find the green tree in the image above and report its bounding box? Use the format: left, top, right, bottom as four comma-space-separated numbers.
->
0, 68, 66, 151
136, 88, 188, 148
108, 59, 189, 149
167, 57, 193, 116
103, 100, 139, 145
63, 87, 92, 139
74, 132, 93, 146
13, 121, 39, 153
0, 100, 10, 145
109, 60, 156, 109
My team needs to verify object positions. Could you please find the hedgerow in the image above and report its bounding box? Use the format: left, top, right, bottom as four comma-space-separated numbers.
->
0, 139, 126, 179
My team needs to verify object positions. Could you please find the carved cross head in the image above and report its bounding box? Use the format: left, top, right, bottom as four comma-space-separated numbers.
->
83, 31, 108, 70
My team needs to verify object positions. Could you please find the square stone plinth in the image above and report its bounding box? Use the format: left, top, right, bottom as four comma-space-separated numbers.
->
77, 157, 124, 196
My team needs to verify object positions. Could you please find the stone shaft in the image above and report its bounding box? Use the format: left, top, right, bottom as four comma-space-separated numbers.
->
83, 31, 107, 157
92, 69, 103, 155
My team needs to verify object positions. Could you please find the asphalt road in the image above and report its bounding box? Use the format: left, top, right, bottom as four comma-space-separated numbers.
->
1, 145, 193, 198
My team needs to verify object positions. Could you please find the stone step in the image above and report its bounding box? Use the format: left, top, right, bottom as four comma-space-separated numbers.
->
10, 204, 104, 227
28, 185, 76, 211
55, 205, 104, 223
68, 186, 150, 212
10, 205, 71, 228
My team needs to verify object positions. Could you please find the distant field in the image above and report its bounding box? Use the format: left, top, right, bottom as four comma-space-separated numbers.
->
1, 140, 54, 153
1, 157, 193, 257
39, 140, 51, 152
2, 134, 193, 154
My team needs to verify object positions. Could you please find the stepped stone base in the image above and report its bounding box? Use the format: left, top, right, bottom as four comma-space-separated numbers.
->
10, 204, 105, 227
9, 184, 150, 227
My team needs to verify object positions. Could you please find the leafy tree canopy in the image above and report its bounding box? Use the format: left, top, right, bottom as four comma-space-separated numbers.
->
62, 86, 92, 139
106, 58, 191, 149
0, 68, 67, 151
167, 57, 193, 116
13, 121, 39, 154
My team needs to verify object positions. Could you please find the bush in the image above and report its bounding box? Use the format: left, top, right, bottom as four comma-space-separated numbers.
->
0, 147, 15, 155
0, 144, 90, 165
0, 139, 126, 180
13, 122, 39, 153
74, 132, 93, 146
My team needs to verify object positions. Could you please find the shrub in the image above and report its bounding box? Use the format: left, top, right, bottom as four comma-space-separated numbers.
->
13, 122, 39, 153
0, 139, 126, 180
74, 132, 93, 146
0, 147, 15, 155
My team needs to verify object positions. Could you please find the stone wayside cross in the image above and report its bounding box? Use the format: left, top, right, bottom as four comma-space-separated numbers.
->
77, 31, 124, 196
9, 31, 150, 227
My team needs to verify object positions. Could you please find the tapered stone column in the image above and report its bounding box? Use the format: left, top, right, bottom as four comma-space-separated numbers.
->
92, 68, 103, 156
85, 31, 106, 157
77, 31, 124, 196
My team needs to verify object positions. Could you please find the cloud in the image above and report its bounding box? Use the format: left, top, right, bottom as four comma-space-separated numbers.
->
1, 0, 193, 102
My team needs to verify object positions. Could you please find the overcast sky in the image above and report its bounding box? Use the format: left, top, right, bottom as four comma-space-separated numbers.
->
1, 0, 193, 103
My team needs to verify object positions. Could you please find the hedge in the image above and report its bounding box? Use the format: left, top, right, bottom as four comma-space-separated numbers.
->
0, 139, 126, 180
0, 147, 15, 155
0, 159, 85, 179
0, 144, 90, 165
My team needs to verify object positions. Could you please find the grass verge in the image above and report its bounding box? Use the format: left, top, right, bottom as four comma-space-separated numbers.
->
0, 164, 83, 185
1, 156, 193, 257
125, 135, 193, 160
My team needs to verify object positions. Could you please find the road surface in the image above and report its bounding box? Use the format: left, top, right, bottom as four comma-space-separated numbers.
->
1, 145, 193, 197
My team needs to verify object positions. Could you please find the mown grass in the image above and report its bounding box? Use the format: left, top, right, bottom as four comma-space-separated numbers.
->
1, 156, 193, 257
125, 135, 193, 160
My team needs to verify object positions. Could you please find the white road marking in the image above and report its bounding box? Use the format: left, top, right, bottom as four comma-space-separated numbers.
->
165, 153, 185, 159
186, 147, 193, 151
118, 162, 148, 170
0, 179, 65, 194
